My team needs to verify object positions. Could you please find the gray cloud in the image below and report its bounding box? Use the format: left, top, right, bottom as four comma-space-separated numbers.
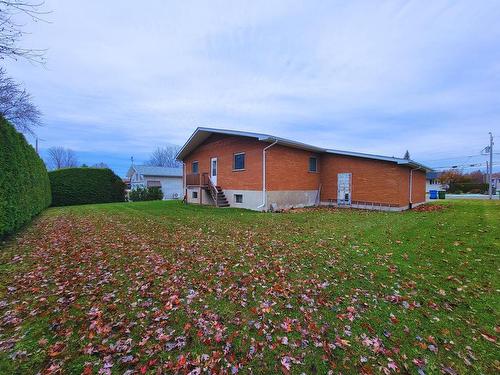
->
4, 0, 500, 175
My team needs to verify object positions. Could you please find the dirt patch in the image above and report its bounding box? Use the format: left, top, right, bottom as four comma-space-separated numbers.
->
412, 204, 446, 212
282, 206, 343, 213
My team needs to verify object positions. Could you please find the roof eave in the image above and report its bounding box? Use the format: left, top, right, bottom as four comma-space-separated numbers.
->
176, 127, 204, 161
177, 128, 432, 171
176, 127, 325, 160
260, 136, 325, 153
397, 160, 434, 171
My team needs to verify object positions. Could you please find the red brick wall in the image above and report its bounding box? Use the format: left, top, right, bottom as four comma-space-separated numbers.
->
183, 134, 427, 207
411, 169, 426, 204
395, 168, 426, 206
266, 145, 321, 191
401, 167, 425, 204
320, 154, 426, 207
183, 135, 321, 192
183, 134, 264, 190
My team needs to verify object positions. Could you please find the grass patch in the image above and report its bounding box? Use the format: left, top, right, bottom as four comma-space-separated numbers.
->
0, 200, 498, 374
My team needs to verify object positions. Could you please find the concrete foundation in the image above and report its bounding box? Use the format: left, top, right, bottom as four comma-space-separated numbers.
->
185, 188, 319, 211
319, 200, 426, 211
186, 186, 427, 212
186, 187, 214, 205
266, 190, 318, 210
223, 190, 263, 210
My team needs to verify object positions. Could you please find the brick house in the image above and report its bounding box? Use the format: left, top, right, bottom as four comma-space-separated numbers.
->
176, 128, 432, 211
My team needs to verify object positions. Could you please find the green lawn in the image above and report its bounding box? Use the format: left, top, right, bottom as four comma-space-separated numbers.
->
0, 200, 498, 374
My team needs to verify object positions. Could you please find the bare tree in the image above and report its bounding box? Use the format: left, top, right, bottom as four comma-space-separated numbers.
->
146, 146, 182, 168
92, 162, 109, 169
0, 68, 41, 134
46, 146, 78, 170
0, 1, 49, 63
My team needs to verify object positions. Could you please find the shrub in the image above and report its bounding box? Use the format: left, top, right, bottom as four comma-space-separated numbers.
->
49, 168, 125, 206
147, 187, 164, 200
129, 186, 164, 202
447, 182, 489, 194
0, 117, 51, 238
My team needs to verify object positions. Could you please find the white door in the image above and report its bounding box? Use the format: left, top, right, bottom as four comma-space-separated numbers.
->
337, 173, 352, 206
210, 157, 218, 186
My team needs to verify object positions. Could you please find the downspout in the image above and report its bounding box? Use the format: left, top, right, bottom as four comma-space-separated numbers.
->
408, 166, 422, 209
183, 163, 187, 202
257, 140, 278, 210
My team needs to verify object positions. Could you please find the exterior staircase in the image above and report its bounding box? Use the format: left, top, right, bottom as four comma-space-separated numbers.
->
204, 177, 230, 207
214, 186, 230, 207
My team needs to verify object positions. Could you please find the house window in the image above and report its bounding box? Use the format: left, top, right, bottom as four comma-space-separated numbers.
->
147, 180, 161, 188
233, 153, 245, 170
192, 191, 198, 199
234, 194, 243, 203
192, 161, 199, 174
309, 157, 318, 172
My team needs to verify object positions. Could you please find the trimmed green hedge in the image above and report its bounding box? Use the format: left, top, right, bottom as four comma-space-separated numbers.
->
49, 168, 125, 206
0, 117, 51, 238
448, 182, 489, 194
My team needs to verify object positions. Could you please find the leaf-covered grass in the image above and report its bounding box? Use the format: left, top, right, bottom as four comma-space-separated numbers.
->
0, 200, 498, 374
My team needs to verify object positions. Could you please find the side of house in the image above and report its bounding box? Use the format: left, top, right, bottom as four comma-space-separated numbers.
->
182, 133, 265, 209
265, 145, 321, 209
320, 154, 426, 209
127, 165, 183, 200
177, 128, 432, 211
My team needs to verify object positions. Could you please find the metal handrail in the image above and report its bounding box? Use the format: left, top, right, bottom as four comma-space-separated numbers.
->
206, 177, 219, 207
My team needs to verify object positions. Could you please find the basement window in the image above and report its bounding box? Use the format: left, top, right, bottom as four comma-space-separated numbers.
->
309, 157, 318, 172
192, 161, 199, 174
234, 194, 243, 203
192, 191, 198, 199
233, 153, 245, 170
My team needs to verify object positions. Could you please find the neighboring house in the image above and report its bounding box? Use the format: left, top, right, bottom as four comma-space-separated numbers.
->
176, 128, 433, 211
426, 171, 445, 193
126, 165, 183, 200
491, 172, 500, 191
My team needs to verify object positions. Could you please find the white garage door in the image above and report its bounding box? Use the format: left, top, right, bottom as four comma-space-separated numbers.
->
162, 178, 183, 200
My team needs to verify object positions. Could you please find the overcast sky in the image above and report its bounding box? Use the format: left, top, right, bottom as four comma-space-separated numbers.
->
4, 0, 500, 176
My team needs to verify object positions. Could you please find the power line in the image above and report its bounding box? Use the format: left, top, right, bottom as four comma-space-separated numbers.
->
422, 154, 482, 163
432, 162, 499, 170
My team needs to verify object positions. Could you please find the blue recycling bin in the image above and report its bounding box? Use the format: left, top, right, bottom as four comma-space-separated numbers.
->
429, 190, 438, 199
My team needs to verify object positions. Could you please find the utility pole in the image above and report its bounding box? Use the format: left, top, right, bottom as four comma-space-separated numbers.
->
488, 132, 494, 199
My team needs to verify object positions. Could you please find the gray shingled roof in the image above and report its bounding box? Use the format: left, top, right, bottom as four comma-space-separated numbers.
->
129, 165, 182, 177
